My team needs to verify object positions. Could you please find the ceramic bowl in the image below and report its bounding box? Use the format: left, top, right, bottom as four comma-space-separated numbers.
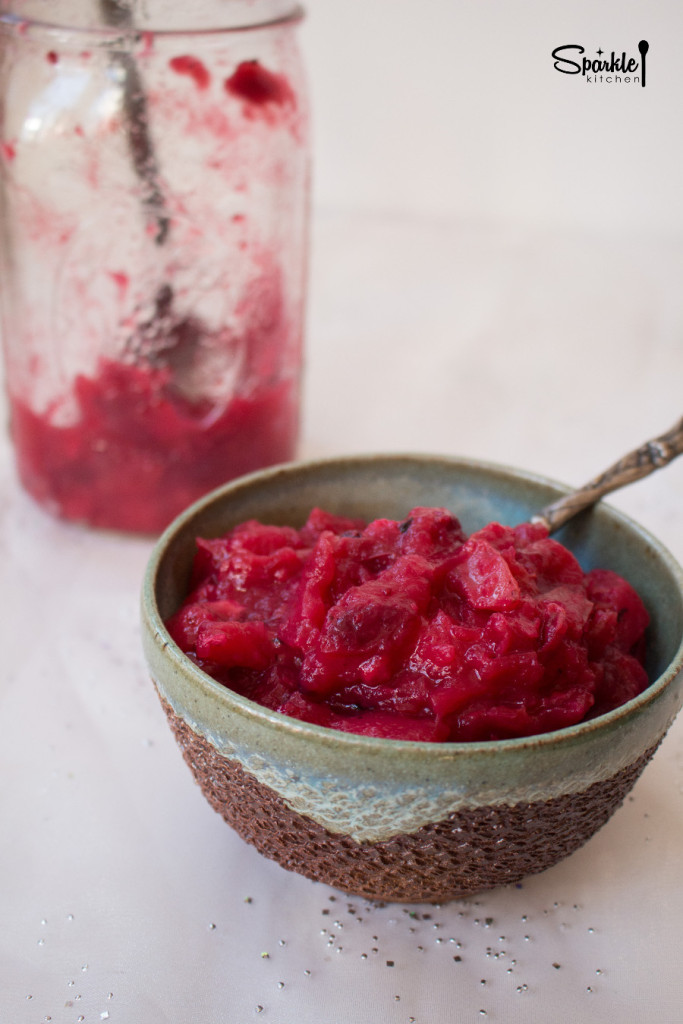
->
141, 454, 683, 902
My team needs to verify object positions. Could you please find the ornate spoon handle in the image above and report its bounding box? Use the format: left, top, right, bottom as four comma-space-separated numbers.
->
533, 415, 683, 533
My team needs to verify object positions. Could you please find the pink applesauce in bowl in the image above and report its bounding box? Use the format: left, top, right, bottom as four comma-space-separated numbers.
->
166, 504, 649, 742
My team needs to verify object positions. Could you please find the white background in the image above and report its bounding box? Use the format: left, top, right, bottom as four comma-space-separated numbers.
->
301, 0, 683, 235
2, 3, 683, 1023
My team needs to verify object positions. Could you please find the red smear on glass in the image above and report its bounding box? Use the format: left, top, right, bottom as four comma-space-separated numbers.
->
224, 60, 295, 108
108, 271, 130, 301
169, 55, 211, 90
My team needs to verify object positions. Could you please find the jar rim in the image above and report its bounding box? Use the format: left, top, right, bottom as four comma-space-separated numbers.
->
0, 3, 304, 38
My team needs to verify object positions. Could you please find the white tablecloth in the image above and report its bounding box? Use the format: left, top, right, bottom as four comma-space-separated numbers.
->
2, 211, 682, 1024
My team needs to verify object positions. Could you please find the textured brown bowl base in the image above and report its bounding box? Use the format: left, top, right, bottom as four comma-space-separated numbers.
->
161, 698, 658, 903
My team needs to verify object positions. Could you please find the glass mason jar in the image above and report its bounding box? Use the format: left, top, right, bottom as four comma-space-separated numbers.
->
0, 0, 309, 533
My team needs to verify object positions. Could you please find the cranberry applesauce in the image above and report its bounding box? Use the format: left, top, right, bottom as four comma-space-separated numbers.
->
166, 506, 650, 742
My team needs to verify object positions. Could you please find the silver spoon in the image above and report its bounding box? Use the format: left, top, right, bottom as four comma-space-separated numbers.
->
100, 0, 206, 382
533, 415, 683, 533
100, 0, 169, 244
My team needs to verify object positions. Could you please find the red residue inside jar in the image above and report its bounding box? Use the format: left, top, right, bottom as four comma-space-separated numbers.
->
107, 270, 130, 301
167, 508, 650, 742
224, 60, 295, 108
169, 55, 211, 90
10, 359, 299, 534
10, 268, 300, 533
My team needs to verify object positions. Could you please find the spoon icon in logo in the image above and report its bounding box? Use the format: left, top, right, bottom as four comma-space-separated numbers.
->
638, 40, 649, 87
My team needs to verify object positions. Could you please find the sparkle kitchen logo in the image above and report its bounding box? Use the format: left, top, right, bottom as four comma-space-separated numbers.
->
552, 40, 649, 87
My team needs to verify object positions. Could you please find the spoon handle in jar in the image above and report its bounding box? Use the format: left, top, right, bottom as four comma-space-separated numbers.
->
533, 415, 683, 533
100, 0, 170, 245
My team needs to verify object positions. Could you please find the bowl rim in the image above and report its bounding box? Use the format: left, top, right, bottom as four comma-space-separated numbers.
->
142, 451, 683, 757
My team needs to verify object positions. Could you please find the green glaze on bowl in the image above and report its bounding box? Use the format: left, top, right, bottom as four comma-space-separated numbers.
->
141, 454, 683, 901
